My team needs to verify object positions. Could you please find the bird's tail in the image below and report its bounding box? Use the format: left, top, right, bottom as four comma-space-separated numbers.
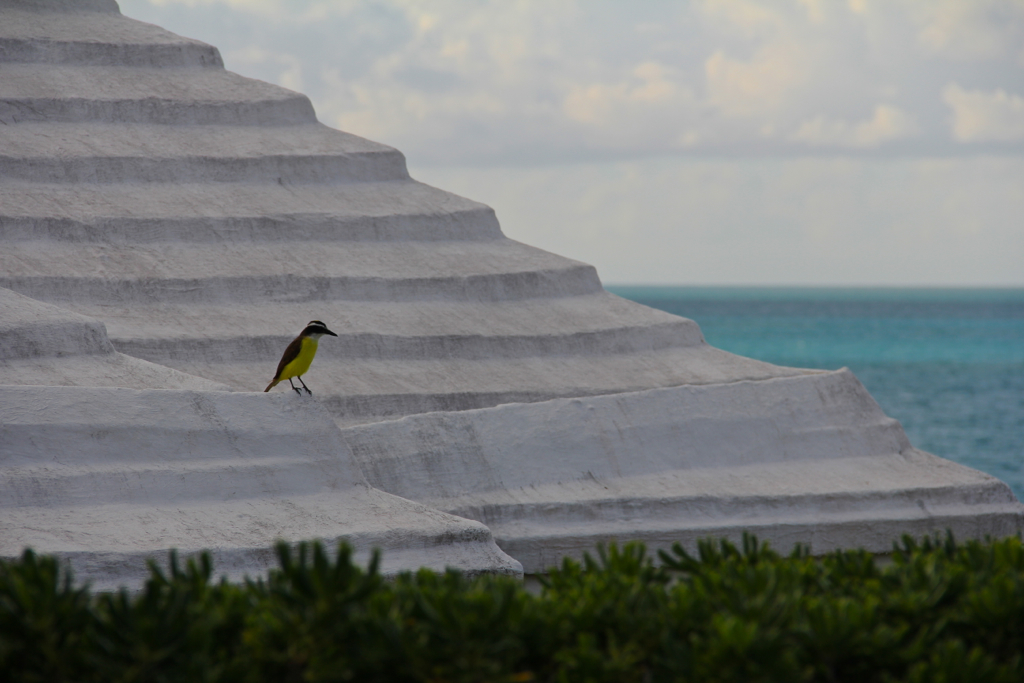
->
264, 379, 280, 392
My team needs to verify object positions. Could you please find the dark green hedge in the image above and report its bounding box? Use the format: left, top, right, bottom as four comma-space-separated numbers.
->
2, 533, 1023, 682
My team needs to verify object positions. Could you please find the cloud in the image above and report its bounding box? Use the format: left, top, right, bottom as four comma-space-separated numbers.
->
80, 1, 1023, 286
563, 62, 686, 126
791, 104, 920, 148
912, 0, 1024, 61
413, 156, 1024, 286
144, 0, 363, 22
943, 83, 1024, 142
704, 42, 809, 119
224, 45, 305, 92
119, 0, 1024, 164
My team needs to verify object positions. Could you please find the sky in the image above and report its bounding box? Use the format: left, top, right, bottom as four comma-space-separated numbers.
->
117, 0, 1024, 286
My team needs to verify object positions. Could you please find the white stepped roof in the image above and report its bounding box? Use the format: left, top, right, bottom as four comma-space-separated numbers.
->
341, 370, 1023, 572
0, 180, 498, 242
0, 0, 803, 422
1, 0, 1019, 581
0, 123, 407, 183
0, 385, 521, 588
0, 285, 228, 390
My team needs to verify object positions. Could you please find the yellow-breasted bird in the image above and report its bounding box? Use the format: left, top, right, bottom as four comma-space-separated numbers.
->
264, 320, 338, 395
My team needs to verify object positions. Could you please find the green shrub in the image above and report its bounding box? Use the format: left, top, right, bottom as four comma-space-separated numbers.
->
1, 533, 1023, 682
0, 549, 93, 682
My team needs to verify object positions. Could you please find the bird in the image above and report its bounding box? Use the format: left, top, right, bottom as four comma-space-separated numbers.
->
264, 320, 338, 395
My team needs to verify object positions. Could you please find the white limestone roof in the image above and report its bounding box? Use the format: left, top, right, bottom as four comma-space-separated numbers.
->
0, 385, 522, 588
1, 0, 1018, 584
0, 286, 229, 390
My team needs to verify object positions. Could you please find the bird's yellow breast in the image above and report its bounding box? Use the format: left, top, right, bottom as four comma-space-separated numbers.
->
279, 336, 319, 380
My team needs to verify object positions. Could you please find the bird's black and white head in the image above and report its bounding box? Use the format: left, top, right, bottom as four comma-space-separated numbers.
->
301, 320, 338, 338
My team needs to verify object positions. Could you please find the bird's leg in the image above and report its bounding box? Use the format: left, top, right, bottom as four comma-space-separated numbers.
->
297, 376, 313, 395
288, 378, 302, 395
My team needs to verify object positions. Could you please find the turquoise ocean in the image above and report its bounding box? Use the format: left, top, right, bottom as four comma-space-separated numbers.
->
607, 286, 1024, 501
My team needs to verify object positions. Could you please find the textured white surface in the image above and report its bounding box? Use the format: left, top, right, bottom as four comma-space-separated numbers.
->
0, 385, 522, 588
0, 1, 807, 424
342, 369, 1024, 571
0, 286, 229, 390
0, 0, 1019, 586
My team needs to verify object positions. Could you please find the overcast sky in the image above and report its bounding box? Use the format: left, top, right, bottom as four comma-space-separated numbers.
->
118, 0, 1024, 286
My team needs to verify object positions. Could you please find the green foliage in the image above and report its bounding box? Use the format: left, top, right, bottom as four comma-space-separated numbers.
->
242, 541, 391, 682
0, 549, 93, 682
2, 533, 1024, 682
90, 552, 250, 683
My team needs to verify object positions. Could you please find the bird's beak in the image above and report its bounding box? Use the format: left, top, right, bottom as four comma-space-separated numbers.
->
325, 328, 338, 337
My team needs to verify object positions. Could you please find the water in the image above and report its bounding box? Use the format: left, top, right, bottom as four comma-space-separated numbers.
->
607, 286, 1024, 501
